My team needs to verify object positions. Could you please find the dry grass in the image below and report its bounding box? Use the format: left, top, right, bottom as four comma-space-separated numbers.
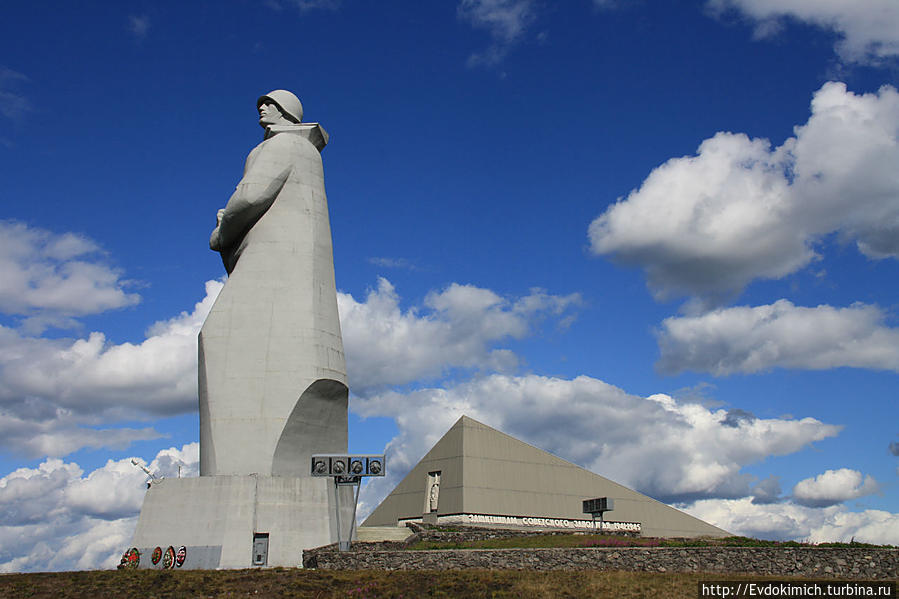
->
0, 568, 833, 599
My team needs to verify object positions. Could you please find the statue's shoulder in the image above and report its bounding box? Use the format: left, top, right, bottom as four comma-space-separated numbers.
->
297, 123, 328, 152
266, 124, 329, 153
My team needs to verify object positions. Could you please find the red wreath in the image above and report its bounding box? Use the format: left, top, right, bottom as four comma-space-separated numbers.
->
117, 547, 140, 570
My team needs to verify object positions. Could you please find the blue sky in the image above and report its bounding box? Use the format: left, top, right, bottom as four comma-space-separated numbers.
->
1, 0, 898, 571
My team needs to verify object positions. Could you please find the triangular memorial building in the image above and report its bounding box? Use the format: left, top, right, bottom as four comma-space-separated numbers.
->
364, 416, 729, 538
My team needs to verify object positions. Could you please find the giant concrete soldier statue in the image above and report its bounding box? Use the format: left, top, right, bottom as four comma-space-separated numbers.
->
131, 91, 352, 568
200, 90, 348, 477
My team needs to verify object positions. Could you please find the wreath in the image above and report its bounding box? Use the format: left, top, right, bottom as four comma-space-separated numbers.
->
117, 547, 140, 570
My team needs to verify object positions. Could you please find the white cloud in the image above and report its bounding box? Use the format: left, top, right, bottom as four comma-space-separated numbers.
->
64, 458, 164, 521
657, 300, 899, 375
0, 269, 574, 458
127, 15, 150, 40
592, 0, 630, 9
458, 0, 536, 66
0, 281, 221, 457
0, 67, 30, 121
338, 278, 580, 392
366, 256, 421, 271
0, 280, 220, 416
750, 475, 782, 504
707, 0, 899, 64
791, 468, 880, 508
0, 414, 161, 460
0, 443, 197, 572
0, 221, 140, 326
685, 497, 899, 544
354, 373, 840, 517
589, 82, 899, 305
284, 0, 341, 11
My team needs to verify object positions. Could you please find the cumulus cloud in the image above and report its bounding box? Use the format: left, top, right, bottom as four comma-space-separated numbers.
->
0, 263, 577, 458
458, 0, 536, 66
707, 0, 899, 64
589, 82, 899, 305
0, 280, 221, 457
750, 475, 782, 505
686, 497, 899, 544
338, 278, 580, 392
0, 272, 576, 457
0, 279, 220, 416
0, 415, 160, 461
791, 468, 880, 508
354, 373, 840, 517
657, 300, 899, 375
0, 221, 140, 328
0, 443, 197, 572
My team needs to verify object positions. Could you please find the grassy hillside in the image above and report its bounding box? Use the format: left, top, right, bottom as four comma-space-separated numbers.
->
0, 569, 842, 599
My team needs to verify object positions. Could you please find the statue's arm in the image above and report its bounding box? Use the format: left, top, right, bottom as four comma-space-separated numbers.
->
211, 141, 292, 251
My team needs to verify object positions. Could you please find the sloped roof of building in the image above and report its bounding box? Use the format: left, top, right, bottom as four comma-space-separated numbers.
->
363, 415, 729, 538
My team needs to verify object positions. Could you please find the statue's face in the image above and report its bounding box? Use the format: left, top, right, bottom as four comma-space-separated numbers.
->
258, 102, 290, 127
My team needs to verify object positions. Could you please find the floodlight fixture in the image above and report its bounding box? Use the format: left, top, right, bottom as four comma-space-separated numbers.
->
310, 454, 386, 477
583, 497, 614, 532
310, 453, 387, 553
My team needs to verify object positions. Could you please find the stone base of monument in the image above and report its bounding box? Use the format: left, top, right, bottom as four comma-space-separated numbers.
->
130, 475, 356, 569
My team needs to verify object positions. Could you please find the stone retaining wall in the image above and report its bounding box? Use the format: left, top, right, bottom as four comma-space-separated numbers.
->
403, 526, 617, 546
303, 524, 898, 579
337, 523, 623, 552
304, 546, 898, 579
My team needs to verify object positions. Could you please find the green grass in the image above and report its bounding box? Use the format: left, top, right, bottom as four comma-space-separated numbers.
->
0, 568, 855, 599
408, 534, 656, 550
407, 534, 897, 551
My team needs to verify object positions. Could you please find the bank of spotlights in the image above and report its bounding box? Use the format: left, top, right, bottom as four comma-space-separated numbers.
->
311, 455, 386, 478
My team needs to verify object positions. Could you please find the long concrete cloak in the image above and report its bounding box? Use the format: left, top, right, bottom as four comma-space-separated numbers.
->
199, 123, 347, 477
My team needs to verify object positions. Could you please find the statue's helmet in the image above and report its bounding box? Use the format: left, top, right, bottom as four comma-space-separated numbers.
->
257, 90, 303, 124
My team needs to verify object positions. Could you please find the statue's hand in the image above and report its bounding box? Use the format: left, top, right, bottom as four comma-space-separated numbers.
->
210, 209, 226, 251
210, 227, 222, 251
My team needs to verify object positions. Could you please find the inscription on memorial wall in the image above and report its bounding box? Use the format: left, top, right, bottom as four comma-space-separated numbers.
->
402, 513, 642, 533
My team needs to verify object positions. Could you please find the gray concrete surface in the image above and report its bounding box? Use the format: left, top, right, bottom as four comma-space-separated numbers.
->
364, 416, 729, 538
202, 91, 346, 477
132, 91, 352, 569
131, 475, 355, 569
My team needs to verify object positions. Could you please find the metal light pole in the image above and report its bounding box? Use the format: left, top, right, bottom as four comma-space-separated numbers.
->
311, 454, 386, 552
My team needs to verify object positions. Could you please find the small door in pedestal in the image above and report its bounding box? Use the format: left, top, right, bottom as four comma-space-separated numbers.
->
252, 533, 269, 566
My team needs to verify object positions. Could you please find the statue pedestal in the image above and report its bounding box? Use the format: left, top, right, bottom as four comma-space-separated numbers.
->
130, 475, 354, 569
